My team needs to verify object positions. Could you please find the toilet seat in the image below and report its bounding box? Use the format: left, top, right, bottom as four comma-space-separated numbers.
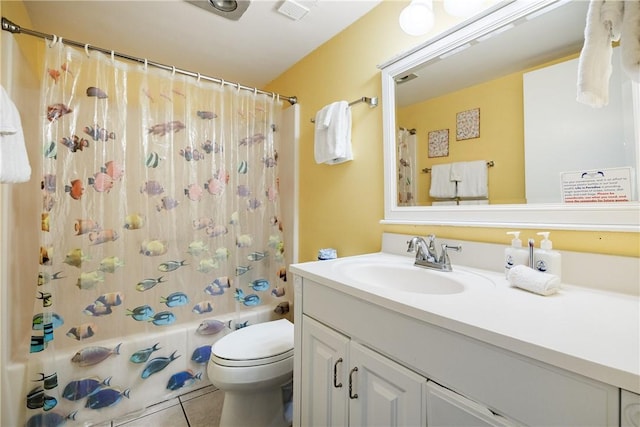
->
211, 319, 294, 368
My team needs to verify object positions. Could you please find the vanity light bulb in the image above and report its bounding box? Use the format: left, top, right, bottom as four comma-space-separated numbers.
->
399, 0, 435, 36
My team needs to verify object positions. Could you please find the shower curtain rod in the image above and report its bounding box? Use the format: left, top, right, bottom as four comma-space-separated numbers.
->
1, 17, 298, 105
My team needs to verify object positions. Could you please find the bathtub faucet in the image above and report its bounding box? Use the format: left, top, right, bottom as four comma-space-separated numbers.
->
407, 235, 461, 272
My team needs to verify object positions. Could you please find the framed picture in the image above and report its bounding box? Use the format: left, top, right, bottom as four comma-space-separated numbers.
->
456, 108, 480, 140
428, 129, 449, 158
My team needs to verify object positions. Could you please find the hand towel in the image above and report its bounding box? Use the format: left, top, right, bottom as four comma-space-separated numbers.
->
577, 0, 623, 107
507, 265, 561, 296
451, 160, 488, 198
314, 101, 353, 165
0, 85, 31, 183
621, 0, 640, 82
429, 163, 456, 198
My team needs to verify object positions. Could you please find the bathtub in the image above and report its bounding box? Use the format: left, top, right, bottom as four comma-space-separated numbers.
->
2, 303, 290, 426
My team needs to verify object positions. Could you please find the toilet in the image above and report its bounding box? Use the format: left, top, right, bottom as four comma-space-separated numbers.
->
208, 318, 294, 427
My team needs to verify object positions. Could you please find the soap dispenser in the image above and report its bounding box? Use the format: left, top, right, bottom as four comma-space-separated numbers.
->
534, 232, 562, 278
504, 231, 529, 278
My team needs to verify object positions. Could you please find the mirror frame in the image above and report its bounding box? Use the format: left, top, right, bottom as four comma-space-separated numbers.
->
379, 0, 640, 232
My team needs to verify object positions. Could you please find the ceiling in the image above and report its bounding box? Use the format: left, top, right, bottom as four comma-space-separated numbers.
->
17, 0, 382, 90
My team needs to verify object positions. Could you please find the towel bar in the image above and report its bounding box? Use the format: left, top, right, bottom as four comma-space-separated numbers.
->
423, 160, 494, 174
311, 96, 378, 123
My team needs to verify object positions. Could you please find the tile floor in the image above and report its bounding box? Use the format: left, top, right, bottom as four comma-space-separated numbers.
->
111, 385, 224, 427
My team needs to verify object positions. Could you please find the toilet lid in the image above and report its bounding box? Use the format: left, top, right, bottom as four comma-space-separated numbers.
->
211, 319, 293, 365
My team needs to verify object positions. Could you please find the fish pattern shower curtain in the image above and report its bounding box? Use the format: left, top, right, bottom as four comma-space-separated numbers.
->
397, 128, 416, 206
27, 40, 290, 426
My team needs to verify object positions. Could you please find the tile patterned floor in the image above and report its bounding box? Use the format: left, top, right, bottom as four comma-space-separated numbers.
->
112, 385, 224, 427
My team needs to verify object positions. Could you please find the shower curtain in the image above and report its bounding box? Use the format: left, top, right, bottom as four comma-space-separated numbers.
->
27, 40, 290, 426
397, 128, 416, 206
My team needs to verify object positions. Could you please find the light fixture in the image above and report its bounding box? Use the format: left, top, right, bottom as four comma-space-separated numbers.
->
442, 0, 486, 18
209, 0, 237, 12
399, 0, 434, 36
185, 0, 250, 21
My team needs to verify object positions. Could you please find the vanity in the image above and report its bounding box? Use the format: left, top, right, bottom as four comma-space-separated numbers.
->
288, 0, 640, 424
290, 235, 640, 426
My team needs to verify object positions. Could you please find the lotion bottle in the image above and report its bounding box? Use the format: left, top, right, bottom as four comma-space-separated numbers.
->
504, 231, 529, 278
533, 232, 562, 279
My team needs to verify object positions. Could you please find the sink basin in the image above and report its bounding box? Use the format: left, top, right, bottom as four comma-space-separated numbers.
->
334, 259, 494, 295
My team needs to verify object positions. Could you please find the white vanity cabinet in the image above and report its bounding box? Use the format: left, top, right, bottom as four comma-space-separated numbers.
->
293, 274, 621, 427
301, 314, 426, 426
621, 390, 640, 427
426, 381, 514, 426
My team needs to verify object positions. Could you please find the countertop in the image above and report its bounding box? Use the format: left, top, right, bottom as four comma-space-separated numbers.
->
290, 252, 640, 394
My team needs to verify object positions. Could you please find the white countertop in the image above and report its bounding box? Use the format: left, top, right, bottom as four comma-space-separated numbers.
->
290, 252, 640, 394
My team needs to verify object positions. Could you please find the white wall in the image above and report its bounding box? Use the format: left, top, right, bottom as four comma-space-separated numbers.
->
523, 48, 637, 203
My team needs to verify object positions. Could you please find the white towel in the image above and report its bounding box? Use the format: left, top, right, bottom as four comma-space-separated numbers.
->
507, 265, 561, 296
621, 0, 640, 82
459, 199, 489, 205
429, 163, 456, 198
314, 101, 352, 165
577, 0, 623, 107
431, 200, 457, 206
451, 160, 488, 198
0, 85, 31, 183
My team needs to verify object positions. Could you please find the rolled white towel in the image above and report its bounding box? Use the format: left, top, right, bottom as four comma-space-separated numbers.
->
507, 265, 561, 296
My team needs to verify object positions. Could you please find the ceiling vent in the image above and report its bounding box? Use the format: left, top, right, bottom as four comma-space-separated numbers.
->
186, 0, 251, 21
277, 0, 310, 21
395, 73, 418, 84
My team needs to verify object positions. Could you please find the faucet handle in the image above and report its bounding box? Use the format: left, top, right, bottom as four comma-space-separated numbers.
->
439, 243, 462, 265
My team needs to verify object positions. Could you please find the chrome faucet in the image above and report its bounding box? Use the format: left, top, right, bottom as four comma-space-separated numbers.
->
407, 235, 462, 272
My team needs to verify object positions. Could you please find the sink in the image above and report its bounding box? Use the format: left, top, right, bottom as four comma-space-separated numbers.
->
334, 259, 495, 295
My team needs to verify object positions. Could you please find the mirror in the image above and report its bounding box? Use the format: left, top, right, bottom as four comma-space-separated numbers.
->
379, 0, 640, 231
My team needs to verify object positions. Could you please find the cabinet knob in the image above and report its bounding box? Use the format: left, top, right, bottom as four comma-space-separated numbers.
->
349, 367, 359, 399
333, 357, 343, 388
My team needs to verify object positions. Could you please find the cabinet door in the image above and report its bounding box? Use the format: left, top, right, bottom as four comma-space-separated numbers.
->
349, 341, 427, 427
621, 389, 640, 427
301, 315, 350, 427
426, 381, 515, 427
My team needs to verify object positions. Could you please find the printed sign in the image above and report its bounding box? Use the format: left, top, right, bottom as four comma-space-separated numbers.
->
561, 167, 632, 203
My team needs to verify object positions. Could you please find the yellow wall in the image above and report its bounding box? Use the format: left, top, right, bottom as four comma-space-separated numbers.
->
398, 71, 526, 205
397, 52, 584, 206
266, 0, 640, 260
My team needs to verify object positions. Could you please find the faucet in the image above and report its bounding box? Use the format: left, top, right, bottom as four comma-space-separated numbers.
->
407, 235, 462, 272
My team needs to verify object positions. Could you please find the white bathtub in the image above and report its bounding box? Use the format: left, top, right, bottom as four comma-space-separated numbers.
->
3, 304, 290, 427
